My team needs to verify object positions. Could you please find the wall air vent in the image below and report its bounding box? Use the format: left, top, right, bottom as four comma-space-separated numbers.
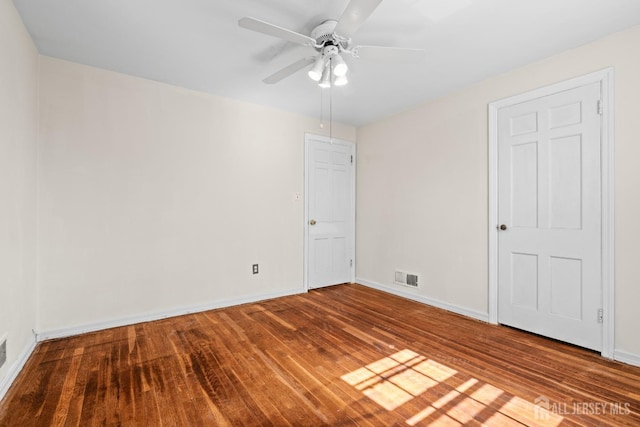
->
394, 270, 419, 288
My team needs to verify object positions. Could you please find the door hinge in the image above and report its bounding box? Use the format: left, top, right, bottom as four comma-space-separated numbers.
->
350, 155, 353, 165
597, 100, 603, 115
350, 259, 353, 267
597, 308, 604, 323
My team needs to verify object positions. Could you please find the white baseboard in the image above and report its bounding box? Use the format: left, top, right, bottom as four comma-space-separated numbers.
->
0, 336, 37, 401
358, 279, 640, 368
36, 287, 306, 342
614, 350, 640, 367
356, 277, 489, 323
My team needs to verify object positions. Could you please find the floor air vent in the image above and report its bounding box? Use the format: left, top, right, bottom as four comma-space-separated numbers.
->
394, 270, 419, 288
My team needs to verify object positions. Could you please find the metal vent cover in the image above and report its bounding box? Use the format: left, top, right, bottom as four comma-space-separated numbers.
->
394, 270, 419, 288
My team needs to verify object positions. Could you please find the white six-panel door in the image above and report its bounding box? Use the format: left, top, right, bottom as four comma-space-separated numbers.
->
305, 134, 355, 289
497, 82, 603, 351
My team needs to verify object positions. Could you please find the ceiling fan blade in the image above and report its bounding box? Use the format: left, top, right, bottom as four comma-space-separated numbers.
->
353, 46, 426, 62
334, 0, 383, 38
239, 17, 317, 47
263, 57, 316, 84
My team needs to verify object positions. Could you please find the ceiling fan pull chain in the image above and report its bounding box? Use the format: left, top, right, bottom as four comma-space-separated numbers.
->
329, 58, 333, 144
319, 86, 324, 129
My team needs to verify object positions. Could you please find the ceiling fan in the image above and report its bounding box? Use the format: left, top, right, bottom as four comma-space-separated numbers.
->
238, 0, 426, 87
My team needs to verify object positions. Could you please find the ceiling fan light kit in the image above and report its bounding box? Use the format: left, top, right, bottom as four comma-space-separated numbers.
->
238, 0, 425, 87
310, 44, 349, 89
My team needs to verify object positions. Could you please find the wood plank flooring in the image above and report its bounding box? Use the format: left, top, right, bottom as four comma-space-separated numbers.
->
1, 284, 639, 426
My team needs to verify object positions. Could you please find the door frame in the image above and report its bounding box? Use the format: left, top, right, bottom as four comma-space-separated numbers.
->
488, 68, 615, 358
303, 133, 356, 291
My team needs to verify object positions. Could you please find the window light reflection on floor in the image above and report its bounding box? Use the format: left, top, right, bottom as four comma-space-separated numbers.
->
340, 349, 564, 426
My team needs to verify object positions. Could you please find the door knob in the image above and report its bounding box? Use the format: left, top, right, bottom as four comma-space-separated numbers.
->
310, 219, 317, 226
499, 224, 507, 231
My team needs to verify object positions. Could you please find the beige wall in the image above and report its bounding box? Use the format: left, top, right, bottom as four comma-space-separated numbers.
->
356, 25, 640, 357
37, 56, 355, 333
0, 0, 39, 393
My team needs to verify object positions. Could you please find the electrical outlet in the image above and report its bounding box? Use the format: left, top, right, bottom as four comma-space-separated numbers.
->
252, 264, 259, 274
0, 338, 6, 369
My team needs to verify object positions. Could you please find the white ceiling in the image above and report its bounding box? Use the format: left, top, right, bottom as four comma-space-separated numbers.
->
13, 0, 640, 126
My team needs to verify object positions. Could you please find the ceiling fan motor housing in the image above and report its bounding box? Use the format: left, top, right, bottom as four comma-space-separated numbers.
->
310, 20, 349, 51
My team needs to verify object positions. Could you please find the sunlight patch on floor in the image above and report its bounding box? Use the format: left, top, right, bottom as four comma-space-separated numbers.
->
341, 349, 565, 426
341, 349, 451, 410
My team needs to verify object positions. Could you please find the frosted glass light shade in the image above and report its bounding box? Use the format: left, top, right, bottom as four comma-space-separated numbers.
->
332, 54, 348, 77
334, 75, 348, 86
318, 66, 331, 88
308, 56, 326, 81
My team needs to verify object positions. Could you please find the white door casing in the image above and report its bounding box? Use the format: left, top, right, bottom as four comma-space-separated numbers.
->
304, 134, 355, 289
489, 69, 615, 357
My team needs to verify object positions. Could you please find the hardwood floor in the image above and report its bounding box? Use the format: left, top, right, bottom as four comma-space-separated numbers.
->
1, 284, 639, 426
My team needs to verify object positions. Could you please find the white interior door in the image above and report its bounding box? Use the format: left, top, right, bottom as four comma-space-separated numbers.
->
305, 134, 355, 289
497, 82, 603, 351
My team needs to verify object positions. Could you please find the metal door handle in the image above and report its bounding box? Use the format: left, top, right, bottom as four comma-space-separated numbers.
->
310, 219, 317, 226
499, 224, 507, 231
